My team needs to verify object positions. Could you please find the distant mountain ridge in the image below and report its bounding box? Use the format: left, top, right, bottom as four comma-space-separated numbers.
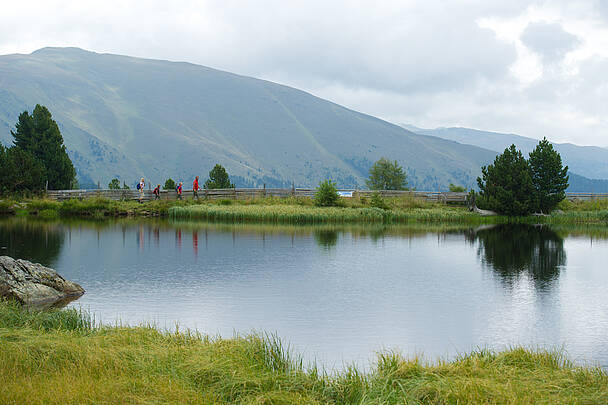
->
403, 124, 608, 181
0, 47, 499, 190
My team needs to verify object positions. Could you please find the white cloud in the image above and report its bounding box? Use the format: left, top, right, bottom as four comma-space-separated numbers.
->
1, 0, 608, 146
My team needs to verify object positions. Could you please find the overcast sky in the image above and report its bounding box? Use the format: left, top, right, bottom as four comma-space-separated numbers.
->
1, 1, 607, 146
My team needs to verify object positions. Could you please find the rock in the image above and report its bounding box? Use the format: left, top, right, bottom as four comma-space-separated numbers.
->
0, 256, 84, 309
473, 206, 498, 216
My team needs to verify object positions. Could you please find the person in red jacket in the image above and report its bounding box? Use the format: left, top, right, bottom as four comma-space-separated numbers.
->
153, 184, 160, 200
177, 182, 183, 200
193, 176, 199, 200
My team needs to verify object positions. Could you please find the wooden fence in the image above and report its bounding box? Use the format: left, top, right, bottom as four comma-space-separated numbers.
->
45, 188, 608, 203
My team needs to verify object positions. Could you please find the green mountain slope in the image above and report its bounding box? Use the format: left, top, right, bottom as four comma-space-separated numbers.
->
404, 125, 608, 180
0, 47, 497, 190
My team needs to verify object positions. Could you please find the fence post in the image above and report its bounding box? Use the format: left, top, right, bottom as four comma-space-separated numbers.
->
263, 183, 266, 198
292, 182, 295, 196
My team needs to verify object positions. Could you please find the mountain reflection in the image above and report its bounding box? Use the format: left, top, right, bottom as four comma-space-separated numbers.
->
0, 218, 65, 266
467, 224, 566, 291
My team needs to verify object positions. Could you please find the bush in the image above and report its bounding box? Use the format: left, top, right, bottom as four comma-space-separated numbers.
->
314, 180, 339, 207
370, 192, 389, 210
449, 183, 466, 192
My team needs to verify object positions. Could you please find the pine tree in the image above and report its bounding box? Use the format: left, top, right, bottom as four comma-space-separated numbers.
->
0, 144, 46, 195
11, 105, 76, 190
204, 164, 234, 189
477, 144, 534, 216
528, 138, 569, 213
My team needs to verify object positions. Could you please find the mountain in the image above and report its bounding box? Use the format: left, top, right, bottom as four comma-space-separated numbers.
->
0, 47, 499, 190
568, 173, 608, 193
403, 125, 608, 180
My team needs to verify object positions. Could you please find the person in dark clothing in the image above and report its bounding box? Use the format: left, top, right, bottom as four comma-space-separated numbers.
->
177, 182, 183, 200
153, 184, 160, 200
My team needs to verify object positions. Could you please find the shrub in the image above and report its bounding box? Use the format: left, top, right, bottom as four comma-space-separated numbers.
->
314, 180, 339, 207
370, 192, 389, 210
449, 183, 466, 192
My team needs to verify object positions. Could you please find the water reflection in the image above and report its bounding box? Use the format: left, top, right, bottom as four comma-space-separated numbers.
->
467, 224, 566, 291
0, 218, 65, 266
314, 229, 339, 249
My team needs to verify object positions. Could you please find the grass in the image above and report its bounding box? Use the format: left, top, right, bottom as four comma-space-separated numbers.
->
169, 204, 490, 225
0, 301, 606, 404
1, 196, 607, 226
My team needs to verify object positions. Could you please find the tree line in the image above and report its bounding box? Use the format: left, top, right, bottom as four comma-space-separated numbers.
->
1, 105, 570, 216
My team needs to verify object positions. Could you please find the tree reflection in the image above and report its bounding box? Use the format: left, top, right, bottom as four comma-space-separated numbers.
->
467, 224, 566, 291
0, 218, 65, 266
314, 229, 339, 250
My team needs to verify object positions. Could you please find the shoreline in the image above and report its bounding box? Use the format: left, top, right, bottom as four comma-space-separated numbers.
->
0, 196, 607, 226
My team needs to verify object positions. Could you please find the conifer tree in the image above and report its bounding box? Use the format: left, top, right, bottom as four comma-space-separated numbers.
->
204, 164, 234, 189
528, 138, 569, 213
0, 144, 46, 194
11, 105, 76, 190
477, 144, 534, 216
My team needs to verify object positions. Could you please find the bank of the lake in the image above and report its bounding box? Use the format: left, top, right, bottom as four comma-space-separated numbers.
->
0, 302, 606, 405
1, 196, 607, 225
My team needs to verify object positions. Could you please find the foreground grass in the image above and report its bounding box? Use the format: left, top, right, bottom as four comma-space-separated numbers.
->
1, 302, 606, 404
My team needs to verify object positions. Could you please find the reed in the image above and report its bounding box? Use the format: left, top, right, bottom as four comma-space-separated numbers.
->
0, 302, 606, 404
168, 204, 489, 225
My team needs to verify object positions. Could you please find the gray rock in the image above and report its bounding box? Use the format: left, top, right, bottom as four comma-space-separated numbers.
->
0, 256, 84, 309
473, 206, 498, 216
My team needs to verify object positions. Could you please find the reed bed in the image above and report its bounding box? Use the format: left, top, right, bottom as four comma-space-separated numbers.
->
0, 301, 606, 404
168, 204, 487, 225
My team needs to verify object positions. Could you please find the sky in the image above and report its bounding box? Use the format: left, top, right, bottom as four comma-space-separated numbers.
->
1, 0, 607, 146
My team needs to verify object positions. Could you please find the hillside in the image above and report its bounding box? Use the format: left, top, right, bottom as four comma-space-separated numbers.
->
0, 47, 497, 190
403, 125, 608, 180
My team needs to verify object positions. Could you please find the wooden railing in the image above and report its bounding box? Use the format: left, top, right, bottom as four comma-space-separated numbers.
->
44, 188, 608, 203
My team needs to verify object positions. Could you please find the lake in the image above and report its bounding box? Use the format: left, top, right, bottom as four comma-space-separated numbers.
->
1, 217, 607, 370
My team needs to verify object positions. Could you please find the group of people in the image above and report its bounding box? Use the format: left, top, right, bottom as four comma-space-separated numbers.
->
136, 176, 200, 203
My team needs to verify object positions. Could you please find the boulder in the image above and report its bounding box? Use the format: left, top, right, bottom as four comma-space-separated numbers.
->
0, 256, 84, 309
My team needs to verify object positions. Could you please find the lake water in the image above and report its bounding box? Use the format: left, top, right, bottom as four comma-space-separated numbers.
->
1, 217, 607, 370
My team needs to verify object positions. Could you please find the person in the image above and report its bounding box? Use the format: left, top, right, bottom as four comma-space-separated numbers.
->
177, 182, 183, 200
193, 176, 199, 199
137, 177, 145, 203
153, 184, 160, 200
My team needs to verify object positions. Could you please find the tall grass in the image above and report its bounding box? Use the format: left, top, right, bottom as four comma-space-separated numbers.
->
0, 302, 606, 404
0, 299, 92, 333
169, 204, 488, 225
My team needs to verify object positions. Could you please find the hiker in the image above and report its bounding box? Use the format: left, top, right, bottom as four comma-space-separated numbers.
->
193, 176, 200, 199
137, 177, 145, 203
153, 184, 160, 200
177, 182, 183, 200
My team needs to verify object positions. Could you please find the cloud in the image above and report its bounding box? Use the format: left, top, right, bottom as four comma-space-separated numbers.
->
521, 21, 581, 63
0, 1, 607, 147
